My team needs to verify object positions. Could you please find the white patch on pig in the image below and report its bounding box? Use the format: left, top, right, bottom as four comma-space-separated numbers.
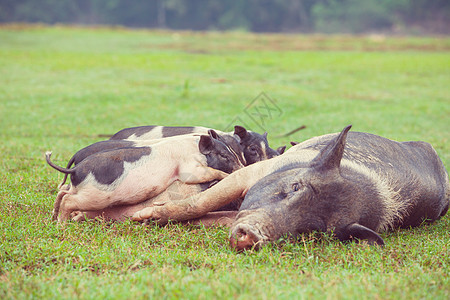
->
260, 141, 267, 159
78, 152, 154, 192
192, 126, 210, 133
282, 149, 320, 163
127, 126, 163, 140
340, 159, 410, 232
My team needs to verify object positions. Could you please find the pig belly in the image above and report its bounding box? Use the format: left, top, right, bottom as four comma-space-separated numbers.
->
77, 181, 205, 221
75, 162, 178, 209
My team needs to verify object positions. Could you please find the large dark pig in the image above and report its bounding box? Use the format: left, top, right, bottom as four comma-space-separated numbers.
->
110, 125, 279, 165
46, 134, 244, 222
132, 126, 449, 249
231, 125, 449, 249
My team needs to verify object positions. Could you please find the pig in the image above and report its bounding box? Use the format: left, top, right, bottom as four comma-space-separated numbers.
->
46, 133, 245, 222
56, 130, 245, 188
70, 180, 239, 226
132, 125, 449, 250
110, 125, 280, 165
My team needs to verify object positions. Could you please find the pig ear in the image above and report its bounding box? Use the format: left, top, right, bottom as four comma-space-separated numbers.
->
290, 141, 299, 146
312, 125, 352, 170
276, 145, 286, 155
343, 223, 385, 246
234, 126, 248, 140
208, 129, 219, 139
199, 135, 214, 154
263, 132, 268, 139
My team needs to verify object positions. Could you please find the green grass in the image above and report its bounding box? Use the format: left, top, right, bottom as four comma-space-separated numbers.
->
0, 25, 449, 299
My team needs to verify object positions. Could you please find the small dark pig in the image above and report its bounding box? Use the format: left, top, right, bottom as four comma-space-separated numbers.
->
233, 126, 279, 165
46, 134, 244, 222
132, 126, 449, 250
110, 125, 279, 165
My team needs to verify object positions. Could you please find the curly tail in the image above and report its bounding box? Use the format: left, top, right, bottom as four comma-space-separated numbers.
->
45, 151, 75, 173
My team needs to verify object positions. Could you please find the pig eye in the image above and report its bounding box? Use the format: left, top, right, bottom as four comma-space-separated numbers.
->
292, 183, 301, 192
248, 145, 258, 155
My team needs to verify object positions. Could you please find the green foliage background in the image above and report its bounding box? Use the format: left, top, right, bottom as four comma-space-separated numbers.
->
1, 0, 449, 34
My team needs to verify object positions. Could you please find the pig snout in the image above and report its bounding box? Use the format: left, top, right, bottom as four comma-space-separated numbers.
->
230, 224, 263, 251
230, 209, 279, 251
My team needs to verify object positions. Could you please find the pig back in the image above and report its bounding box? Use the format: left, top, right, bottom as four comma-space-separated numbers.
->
110, 125, 210, 140
292, 131, 449, 228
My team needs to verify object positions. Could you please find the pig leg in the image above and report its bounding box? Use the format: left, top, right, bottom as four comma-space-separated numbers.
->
52, 189, 67, 221
180, 167, 229, 184
58, 193, 122, 222
72, 181, 207, 222
58, 193, 78, 222
181, 211, 239, 227
132, 158, 278, 224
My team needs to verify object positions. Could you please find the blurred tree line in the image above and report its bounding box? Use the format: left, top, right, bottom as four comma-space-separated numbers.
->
1, 0, 448, 34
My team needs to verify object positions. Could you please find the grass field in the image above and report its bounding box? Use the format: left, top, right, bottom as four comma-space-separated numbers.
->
0, 25, 449, 299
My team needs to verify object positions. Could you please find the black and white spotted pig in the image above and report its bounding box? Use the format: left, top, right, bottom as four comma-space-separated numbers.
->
110, 125, 280, 165
56, 130, 244, 188
46, 134, 244, 222
132, 126, 449, 250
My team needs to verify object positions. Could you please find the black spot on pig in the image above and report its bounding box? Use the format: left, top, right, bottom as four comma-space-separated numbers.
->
110, 126, 158, 140
70, 147, 151, 186
55, 140, 137, 188
71, 140, 136, 166
162, 126, 196, 137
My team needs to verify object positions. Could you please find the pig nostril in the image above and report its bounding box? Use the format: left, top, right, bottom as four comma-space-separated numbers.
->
238, 233, 247, 242
230, 228, 260, 251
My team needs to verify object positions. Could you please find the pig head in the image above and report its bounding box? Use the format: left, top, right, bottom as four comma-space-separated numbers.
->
230, 125, 449, 250
110, 124, 280, 165
233, 126, 279, 164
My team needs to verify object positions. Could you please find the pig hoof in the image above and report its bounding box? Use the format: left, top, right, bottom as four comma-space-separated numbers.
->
132, 211, 145, 221
70, 211, 86, 222
132, 207, 171, 225
132, 207, 158, 221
